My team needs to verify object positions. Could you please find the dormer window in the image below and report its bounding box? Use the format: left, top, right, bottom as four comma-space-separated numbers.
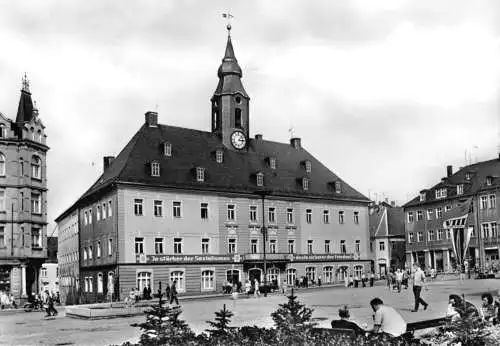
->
0, 124, 6, 138
486, 176, 493, 186
305, 160, 311, 173
151, 161, 160, 177
465, 172, 471, 180
335, 181, 341, 193
457, 184, 464, 195
269, 157, 276, 170
163, 142, 172, 157
196, 167, 205, 182
419, 192, 426, 202
302, 178, 309, 190
435, 188, 447, 199
216, 149, 224, 163
256, 172, 264, 187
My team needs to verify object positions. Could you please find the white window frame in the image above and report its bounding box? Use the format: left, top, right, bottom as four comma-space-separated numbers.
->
201, 238, 210, 254
427, 209, 433, 220
108, 201, 112, 217
155, 238, 164, 254
270, 157, 276, 169
135, 237, 144, 254
354, 211, 359, 224
269, 239, 277, 254
268, 207, 276, 223
134, 199, 143, 216
200, 203, 209, 220
457, 184, 464, 195
480, 195, 488, 209
137, 271, 152, 293
227, 204, 235, 221
0, 153, 5, 176
323, 210, 329, 224
355, 239, 360, 253
416, 210, 423, 221
307, 240, 313, 254
216, 150, 223, 163
154, 200, 163, 217
379, 241, 385, 251
97, 241, 101, 258
491, 222, 498, 238
97, 273, 103, 293
170, 270, 185, 293
287, 239, 295, 254
201, 269, 215, 291
97, 205, 101, 221
256, 173, 264, 187
250, 238, 258, 254
489, 194, 496, 209
338, 211, 345, 224
88, 246, 93, 259
31, 228, 42, 248
324, 240, 330, 253
174, 238, 183, 254
228, 238, 237, 254
108, 238, 113, 256
407, 211, 414, 223
436, 207, 443, 219
31, 156, 41, 179
428, 230, 434, 241
173, 201, 182, 218
437, 229, 444, 240
408, 233, 414, 243
0, 190, 5, 211
306, 209, 312, 224
287, 208, 294, 224
151, 162, 160, 177
340, 240, 346, 253
305, 160, 312, 173
102, 203, 107, 219
417, 231, 423, 242
249, 205, 257, 222
302, 178, 309, 190
164, 143, 172, 157
196, 167, 205, 182
482, 223, 490, 238
31, 193, 41, 214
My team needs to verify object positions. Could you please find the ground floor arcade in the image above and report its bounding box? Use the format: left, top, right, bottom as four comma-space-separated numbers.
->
0, 259, 44, 303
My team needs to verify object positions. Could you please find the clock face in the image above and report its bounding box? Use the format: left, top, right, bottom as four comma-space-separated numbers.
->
231, 131, 246, 149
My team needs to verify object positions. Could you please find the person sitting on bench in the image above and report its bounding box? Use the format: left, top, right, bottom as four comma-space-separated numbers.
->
331, 305, 365, 335
369, 297, 407, 338
447, 294, 480, 320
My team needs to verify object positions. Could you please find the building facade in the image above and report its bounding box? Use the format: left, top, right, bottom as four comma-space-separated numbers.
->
369, 202, 406, 277
404, 161, 500, 272
56, 210, 80, 304
0, 77, 49, 302
56, 29, 371, 302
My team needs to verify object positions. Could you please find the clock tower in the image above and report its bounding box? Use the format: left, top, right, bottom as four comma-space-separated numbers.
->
211, 25, 250, 150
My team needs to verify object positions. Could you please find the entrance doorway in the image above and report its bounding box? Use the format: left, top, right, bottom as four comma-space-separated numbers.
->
379, 264, 387, 278
226, 269, 240, 284
248, 268, 262, 283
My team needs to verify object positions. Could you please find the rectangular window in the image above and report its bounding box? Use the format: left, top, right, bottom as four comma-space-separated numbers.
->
83, 247, 88, 260
445, 205, 452, 212
201, 238, 209, 254
416, 210, 423, 221
31, 193, 41, 214
89, 277, 93, 293
0, 226, 5, 247
268, 207, 276, 223
491, 222, 498, 238
155, 238, 164, 254
489, 195, 496, 209
108, 238, 113, 256
457, 184, 464, 195
287, 208, 293, 224
135, 237, 144, 254
437, 229, 444, 240
481, 195, 488, 209
436, 207, 443, 219
174, 238, 182, 254
216, 150, 223, 163
84, 211, 88, 225
324, 240, 330, 253
228, 238, 237, 254
408, 233, 414, 243
196, 167, 205, 182
355, 240, 360, 253
88, 246, 93, 259
0, 191, 4, 212
227, 204, 235, 221
288, 239, 295, 254
427, 209, 433, 220
251, 239, 258, 254
407, 211, 414, 223
379, 241, 385, 251
420, 192, 426, 202
89, 209, 93, 224
97, 241, 101, 258
269, 239, 276, 254
31, 228, 41, 248
102, 203, 107, 219
482, 223, 490, 238
108, 201, 112, 217
154, 200, 163, 217
338, 211, 344, 224
173, 201, 182, 218
307, 240, 313, 254
340, 240, 346, 254
151, 162, 160, 177
323, 210, 329, 224
417, 231, 423, 242
306, 209, 312, 224
200, 203, 209, 219
428, 230, 434, 241
249, 205, 257, 222
353, 211, 359, 224
97, 205, 101, 221
134, 199, 143, 216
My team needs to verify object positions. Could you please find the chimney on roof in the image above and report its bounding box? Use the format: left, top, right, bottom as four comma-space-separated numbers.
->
391, 201, 396, 207
145, 111, 158, 127
290, 137, 301, 149
255, 134, 263, 140
103, 156, 115, 171
447, 165, 453, 177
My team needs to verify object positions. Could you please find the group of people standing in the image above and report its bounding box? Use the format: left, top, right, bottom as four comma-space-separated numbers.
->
345, 272, 375, 288
0, 291, 17, 309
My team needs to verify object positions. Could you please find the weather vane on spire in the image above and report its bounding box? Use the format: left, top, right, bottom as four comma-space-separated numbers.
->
222, 11, 234, 34
22, 73, 30, 93
289, 126, 295, 139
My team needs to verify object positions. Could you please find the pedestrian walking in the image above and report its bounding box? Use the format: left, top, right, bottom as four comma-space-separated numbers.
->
165, 284, 171, 303
318, 275, 322, 287
396, 269, 403, 293
170, 280, 179, 305
369, 272, 375, 287
411, 263, 429, 312
231, 282, 238, 308
361, 273, 367, 288
44, 291, 58, 317
254, 280, 260, 298
282, 280, 288, 295
344, 274, 349, 288
348, 275, 354, 288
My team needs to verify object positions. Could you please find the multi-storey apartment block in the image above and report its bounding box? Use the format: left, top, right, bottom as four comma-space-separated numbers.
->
56, 29, 371, 302
404, 160, 500, 272
0, 77, 49, 302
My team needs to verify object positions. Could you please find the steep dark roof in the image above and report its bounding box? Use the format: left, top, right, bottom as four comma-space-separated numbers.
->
15, 89, 34, 124
386, 207, 405, 236
369, 204, 405, 238
67, 123, 368, 212
213, 35, 248, 98
404, 158, 500, 208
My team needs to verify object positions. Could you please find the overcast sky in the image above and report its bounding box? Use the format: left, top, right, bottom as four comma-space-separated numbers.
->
0, 0, 499, 234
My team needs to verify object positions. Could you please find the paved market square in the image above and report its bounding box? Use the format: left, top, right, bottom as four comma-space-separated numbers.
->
1, 278, 499, 346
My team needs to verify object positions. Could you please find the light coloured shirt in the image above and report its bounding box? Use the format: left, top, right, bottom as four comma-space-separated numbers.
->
396, 271, 404, 281
374, 305, 407, 337
413, 269, 425, 286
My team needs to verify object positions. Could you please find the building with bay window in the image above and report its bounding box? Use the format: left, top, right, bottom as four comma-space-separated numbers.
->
56, 28, 371, 302
404, 160, 500, 272
0, 76, 49, 303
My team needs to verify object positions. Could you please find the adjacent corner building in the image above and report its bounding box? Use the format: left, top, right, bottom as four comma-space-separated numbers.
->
0, 77, 49, 301
56, 30, 372, 302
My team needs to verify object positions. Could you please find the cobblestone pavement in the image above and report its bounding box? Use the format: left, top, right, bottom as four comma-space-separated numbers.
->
1, 278, 499, 345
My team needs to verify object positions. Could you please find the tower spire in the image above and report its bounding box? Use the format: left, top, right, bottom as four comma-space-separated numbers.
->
16, 73, 35, 124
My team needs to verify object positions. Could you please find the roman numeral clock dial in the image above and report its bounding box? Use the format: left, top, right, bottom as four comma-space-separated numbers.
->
231, 131, 246, 150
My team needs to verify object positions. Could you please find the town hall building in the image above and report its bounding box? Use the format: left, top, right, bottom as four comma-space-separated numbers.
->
56, 28, 371, 302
